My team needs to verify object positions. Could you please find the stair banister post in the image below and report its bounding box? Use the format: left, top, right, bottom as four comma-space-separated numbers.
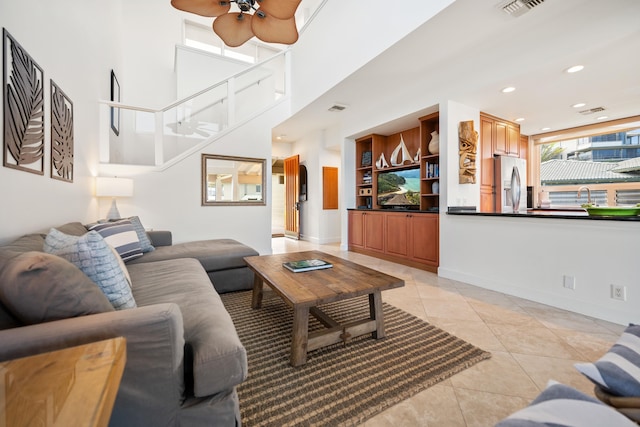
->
227, 77, 236, 127
154, 110, 164, 166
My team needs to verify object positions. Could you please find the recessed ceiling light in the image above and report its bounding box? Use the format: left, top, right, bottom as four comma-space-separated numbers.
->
515, 117, 525, 122
596, 116, 609, 120
566, 65, 584, 73
541, 127, 551, 131
572, 103, 586, 108
501, 86, 516, 93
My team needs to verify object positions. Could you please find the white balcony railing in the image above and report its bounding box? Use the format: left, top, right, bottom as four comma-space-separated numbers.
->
99, 49, 290, 168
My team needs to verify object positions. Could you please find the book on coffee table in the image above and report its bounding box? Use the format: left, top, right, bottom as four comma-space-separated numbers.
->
282, 259, 333, 273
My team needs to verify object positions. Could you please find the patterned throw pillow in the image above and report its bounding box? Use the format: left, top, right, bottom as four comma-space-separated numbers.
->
495, 381, 637, 426
575, 324, 640, 397
43, 229, 136, 310
87, 220, 143, 262
126, 216, 155, 253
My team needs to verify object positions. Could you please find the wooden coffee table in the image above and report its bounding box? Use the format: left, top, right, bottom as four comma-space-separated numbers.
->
244, 250, 404, 366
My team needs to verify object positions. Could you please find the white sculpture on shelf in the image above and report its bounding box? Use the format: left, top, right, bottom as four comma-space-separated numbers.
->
375, 152, 389, 169
413, 147, 421, 163
390, 134, 413, 166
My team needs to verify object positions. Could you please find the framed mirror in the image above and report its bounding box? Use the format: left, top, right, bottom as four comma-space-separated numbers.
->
201, 154, 266, 206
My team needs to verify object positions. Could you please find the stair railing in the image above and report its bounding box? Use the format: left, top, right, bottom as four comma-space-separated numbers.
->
99, 49, 290, 167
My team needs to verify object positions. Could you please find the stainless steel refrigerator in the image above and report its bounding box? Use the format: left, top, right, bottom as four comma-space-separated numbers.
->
495, 155, 527, 213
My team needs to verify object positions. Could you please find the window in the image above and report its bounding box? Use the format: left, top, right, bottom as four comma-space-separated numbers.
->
534, 116, 640, 207
184, 20, 281, 64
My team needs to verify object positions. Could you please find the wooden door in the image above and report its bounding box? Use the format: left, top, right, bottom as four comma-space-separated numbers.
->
410, 214, 439, 264
363, 212, 385, 253
385, 213, 410, 257
348, 210, 364, 248
284, 155, 300, 240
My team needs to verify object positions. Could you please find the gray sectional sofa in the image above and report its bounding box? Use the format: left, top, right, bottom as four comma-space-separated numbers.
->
0, 221, 259, 426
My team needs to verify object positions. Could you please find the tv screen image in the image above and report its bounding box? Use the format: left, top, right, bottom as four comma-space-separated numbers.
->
377, 168, 421, 207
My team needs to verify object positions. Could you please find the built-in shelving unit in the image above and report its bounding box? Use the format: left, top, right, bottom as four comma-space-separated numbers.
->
350, 111, 441, 271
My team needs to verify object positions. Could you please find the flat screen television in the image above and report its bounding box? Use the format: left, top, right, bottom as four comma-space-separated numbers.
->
377, 168, 420, 208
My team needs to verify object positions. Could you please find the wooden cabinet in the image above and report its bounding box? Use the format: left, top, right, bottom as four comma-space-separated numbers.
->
348, 210, 384, 253
348, 210, 438, 271
479, 113, 522, 212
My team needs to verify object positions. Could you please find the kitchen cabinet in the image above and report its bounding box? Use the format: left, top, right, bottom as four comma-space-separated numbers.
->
479, 113, 522, 212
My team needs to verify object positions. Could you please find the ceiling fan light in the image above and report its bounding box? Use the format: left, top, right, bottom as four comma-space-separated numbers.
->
257, 0, 301, 20
171, 0, 231, 17
251, 14, 298, 44
213, 12, 255, 47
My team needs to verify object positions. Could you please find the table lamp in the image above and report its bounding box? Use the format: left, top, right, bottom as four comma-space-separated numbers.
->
95, 177, 134, 220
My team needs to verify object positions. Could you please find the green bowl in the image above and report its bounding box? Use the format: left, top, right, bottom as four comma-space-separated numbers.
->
584, 206, 640, 217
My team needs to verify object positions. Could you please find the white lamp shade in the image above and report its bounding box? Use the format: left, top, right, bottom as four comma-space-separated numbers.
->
95, 177, 134, 198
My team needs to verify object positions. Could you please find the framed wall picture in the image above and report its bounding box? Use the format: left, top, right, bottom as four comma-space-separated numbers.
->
110, 69, 120, 136
3, 28, 45, 175
50, 80, 74, 182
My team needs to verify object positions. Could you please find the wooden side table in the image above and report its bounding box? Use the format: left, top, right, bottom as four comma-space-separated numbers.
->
0, 337, 126, 427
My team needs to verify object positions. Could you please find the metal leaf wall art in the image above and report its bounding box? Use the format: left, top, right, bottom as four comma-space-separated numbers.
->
3, 28, 45, 175
50, 80, 73, 182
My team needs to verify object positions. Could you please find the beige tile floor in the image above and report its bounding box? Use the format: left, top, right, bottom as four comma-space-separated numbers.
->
270, 237, 625, 426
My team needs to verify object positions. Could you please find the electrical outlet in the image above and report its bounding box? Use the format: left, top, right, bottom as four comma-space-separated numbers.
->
611, 284, 627, 301
563, 275, 576, 290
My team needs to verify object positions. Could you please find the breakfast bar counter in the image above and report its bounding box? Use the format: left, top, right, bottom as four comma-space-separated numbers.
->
447, 208, 640, 222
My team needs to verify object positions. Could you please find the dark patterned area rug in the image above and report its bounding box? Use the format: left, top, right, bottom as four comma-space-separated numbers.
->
221, 291, 491, 427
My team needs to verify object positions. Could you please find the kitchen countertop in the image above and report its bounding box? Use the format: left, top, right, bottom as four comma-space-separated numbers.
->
447, 208, 640, 221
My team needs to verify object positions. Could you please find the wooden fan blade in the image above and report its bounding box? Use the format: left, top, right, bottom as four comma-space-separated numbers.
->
257, 0, 301, 20
170, 0, 230, 17
213, 13, 255, 47
252, 14, 298, 44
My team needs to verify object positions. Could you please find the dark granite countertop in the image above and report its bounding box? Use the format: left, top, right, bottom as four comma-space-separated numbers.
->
446, 208, 640, 222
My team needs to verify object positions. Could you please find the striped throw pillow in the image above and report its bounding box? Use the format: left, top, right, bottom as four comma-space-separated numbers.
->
87, 220, 143, 262
496, 381, 636, 426
575, 324, 640, 397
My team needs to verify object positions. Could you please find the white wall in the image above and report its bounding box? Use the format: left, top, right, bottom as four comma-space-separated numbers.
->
292, 129, 342, 244
290, 0, 455, 113
0, 0, 122, 244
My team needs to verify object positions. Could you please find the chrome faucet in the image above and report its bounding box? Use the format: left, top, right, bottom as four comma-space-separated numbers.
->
577, 186, 592, 205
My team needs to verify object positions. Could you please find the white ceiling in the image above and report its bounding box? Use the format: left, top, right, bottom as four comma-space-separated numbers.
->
273, 0, 640, 142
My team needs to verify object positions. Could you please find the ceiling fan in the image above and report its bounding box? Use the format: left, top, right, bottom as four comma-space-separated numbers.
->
171, 0, 302, 47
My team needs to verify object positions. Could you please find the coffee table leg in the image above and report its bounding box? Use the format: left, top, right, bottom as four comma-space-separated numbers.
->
291, 306, 309, 367
369, 290, 385, 339
251, 274, 264, 309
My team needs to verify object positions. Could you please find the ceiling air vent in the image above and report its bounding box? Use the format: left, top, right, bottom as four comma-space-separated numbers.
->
328, 104, 347, 112
578, 107, 606, 115
501, 0, 545, 17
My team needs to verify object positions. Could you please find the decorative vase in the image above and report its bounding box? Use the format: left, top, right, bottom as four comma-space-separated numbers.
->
428, 130, 440, 155
432, 181, 439, 194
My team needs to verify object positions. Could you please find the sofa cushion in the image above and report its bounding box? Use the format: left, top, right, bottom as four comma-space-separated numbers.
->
0, 251, 114, 325
55, 221, 90, 236
575, 324, 640, 397
0, 233, 46, 254
495, 381, 637, 427
128, 258, 247, 397
43, 229, 136, 310
87, 220, 144, 262
128, 238, 258, 272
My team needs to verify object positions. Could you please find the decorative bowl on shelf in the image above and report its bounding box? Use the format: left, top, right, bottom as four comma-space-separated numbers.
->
582, 206, 640, 217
